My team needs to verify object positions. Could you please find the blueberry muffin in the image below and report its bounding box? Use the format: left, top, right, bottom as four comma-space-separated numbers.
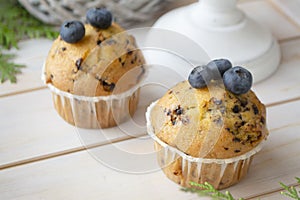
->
43, 8, 145, 128
147, 59, 268, 189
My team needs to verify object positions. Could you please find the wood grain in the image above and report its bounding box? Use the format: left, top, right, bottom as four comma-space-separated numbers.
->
238, 0, 300, 40
1, 1, 300, 199
0, 109, 299, 200
0, 86, 166, 169
259, 185, 300, 200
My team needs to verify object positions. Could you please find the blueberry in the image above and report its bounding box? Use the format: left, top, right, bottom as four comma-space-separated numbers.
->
188, 65, 211, 89
223, 66, 253, 95
207, 58, 232, 79
60, 20, 85, 43
86, 8, 112, 29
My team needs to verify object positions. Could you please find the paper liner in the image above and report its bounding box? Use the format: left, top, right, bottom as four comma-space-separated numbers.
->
146, 101, 264, 189
42, 67, 140, 129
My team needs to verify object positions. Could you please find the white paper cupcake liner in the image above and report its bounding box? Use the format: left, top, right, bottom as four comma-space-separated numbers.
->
146, 101, 264, 189
42, 66, 140, 129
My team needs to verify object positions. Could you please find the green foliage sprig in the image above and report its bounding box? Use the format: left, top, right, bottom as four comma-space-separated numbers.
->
0, 0, 58, 83
0, 53, 24, 83
182, 177, 300, 200
280, 178, 300, 200
181, 182, 243, 200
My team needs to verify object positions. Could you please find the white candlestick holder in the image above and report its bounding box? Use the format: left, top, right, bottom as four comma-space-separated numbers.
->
153, 0, 280, 83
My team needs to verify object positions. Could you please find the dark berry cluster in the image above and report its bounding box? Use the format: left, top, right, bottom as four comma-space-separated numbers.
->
188, 59, 253, 95
60, 8, 113, 43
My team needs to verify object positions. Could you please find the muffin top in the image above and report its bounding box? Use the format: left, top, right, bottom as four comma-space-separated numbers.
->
44, 22, 145, 96
150, 61, 268, 159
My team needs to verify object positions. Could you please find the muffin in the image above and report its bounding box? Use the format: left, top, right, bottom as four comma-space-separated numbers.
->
43, 8, 145, 129
146, 59, 268, 189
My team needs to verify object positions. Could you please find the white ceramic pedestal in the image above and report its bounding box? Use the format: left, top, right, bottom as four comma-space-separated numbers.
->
153, 0, 281, 83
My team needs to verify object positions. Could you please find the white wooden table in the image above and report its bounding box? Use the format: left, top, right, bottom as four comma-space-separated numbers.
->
1, 1, 300, 199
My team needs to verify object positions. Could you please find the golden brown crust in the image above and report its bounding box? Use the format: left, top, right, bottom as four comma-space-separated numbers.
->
151, 81, 268, 159
45, 23, 145, 96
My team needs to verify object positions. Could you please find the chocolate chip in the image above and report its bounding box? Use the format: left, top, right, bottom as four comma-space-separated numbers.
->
102, 81, 115, 92
50, 74, 54, 79
131, 60, 135, 64
171, 118, 176, 125
166, 110, 171, 116
244, 107, 250, 112
118, 58, 122, 63
260, 116, 265, 124
234, 121, 242, 128
168, 90, 173, 94
252, 104, 259, 115
246, 135, 252, 142
67, 89, 70, 93
61, 47, 66, 51
257, 131, 262, 139
224, 147, 229, 150
238, 114, 242, 120
240, 99, 248, 107
127, 50, 133, 55
233, 137, 241, 142
175, 106, 183, 115
232, 105, 240, 113
234, 149, 241, 153
97, 40, 102, 45
75, 58, 83, 70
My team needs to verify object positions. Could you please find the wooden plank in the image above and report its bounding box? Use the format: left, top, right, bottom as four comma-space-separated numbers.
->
1, 36, 299, 104
253, 39, 300, 106
0, 39, 52, 97
1, 57, 300, 168
0, 85, 166, 168
259, 185, 300, 200
0, 144, 206, 200
0, 89, 80, 167
238, 0, 300, 40
0, 1, 299, 98
0, 101, 300, 200
270, 0, 300, 28
228, 124, 300, 199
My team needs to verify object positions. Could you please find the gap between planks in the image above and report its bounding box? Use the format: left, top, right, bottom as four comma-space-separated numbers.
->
0, 132, 145, 170
1, 119, 299, 171
268, 0, 300, 33
0, 123, 299, 200
244, 182, 300, 200
0, 86, 47, 98
0, 35, 299, 99
265, 96, 300, 108
0, 95, 299, 170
